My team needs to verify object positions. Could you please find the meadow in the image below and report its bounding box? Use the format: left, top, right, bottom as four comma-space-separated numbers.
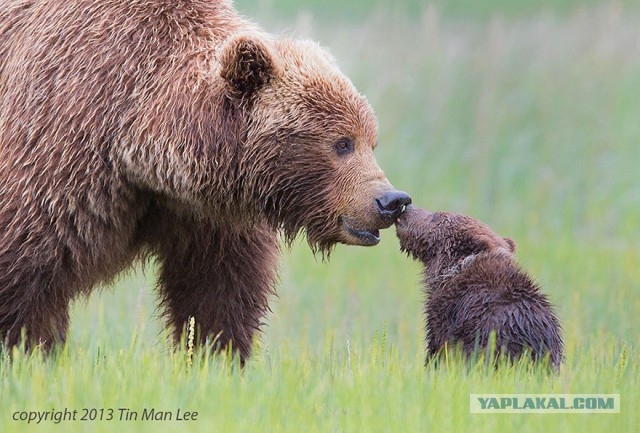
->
1, 1, 638, 432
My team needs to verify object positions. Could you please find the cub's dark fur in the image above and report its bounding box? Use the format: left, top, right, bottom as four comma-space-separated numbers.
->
396, 208, 563, 369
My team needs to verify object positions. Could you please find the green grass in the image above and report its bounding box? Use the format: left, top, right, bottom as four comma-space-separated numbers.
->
2, 336, 635, 432
2, 2, 639, 432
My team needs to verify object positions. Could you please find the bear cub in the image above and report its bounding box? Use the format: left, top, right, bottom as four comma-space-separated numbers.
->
396, 207, 563, 369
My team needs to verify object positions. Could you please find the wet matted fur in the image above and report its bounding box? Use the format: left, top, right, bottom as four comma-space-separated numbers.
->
396, 208, 563, 369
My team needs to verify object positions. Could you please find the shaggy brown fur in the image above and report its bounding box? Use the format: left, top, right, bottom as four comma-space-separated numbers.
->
0, 0, 408, 360
396, 208, 563, 369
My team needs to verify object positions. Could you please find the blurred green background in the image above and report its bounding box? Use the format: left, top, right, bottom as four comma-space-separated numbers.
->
68, 0, 639, 355
236, 0, 637, 20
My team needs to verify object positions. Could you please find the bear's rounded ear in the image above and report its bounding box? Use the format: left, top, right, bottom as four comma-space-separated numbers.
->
219, 34, 276, 99
503, 237, 517, 253
473, 235, 493, 253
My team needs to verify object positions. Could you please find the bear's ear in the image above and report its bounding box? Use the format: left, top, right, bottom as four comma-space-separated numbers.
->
219, 35, 276, 98
472, 235, 493, 253
503, 237, 517, 253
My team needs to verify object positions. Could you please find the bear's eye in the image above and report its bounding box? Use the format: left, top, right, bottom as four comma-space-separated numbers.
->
334, 137, 354, 155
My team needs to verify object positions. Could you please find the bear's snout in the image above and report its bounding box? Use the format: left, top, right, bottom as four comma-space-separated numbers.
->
395, 206, 433, 228
336, 186, 411, 247
375, 190, 412, 222
394, 207, 440, 256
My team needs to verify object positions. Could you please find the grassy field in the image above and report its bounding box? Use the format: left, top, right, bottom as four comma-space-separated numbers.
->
2, 1, 639, 432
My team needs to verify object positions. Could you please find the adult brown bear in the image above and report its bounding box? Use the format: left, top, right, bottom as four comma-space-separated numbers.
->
0, 0, 410, 360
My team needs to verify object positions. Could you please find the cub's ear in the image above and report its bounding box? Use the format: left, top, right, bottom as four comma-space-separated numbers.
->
219, 35, 276, 98
503, 237, 517, 253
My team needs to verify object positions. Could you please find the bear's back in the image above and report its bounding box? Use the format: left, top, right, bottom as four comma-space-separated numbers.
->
0, 0, 251, 187
426, 253, 563, 367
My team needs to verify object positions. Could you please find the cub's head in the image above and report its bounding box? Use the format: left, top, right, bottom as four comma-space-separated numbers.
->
219, 34, 410, 254
395, 207, 516, 276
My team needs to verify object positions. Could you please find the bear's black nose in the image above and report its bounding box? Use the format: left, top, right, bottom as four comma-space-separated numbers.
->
375, 191, 412, 221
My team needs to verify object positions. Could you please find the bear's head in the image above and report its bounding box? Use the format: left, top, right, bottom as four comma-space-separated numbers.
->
218, 34, 410, 253
395, 207, 516, 277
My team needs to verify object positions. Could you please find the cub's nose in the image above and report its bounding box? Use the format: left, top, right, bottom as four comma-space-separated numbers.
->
375, 191, 412, 221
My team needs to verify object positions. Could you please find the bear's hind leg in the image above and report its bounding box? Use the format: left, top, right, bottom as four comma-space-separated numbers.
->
152, 217, 279, 362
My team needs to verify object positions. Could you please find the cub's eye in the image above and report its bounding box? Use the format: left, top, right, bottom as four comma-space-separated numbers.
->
334, 137, 354, 155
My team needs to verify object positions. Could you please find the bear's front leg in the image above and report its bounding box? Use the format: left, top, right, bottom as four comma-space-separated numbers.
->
152, 217, 279, 362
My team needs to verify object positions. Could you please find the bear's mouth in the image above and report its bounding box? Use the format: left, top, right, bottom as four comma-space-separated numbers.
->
340, 218, 381, 246
394, 204, 413, 229
395, 215, 408, 229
